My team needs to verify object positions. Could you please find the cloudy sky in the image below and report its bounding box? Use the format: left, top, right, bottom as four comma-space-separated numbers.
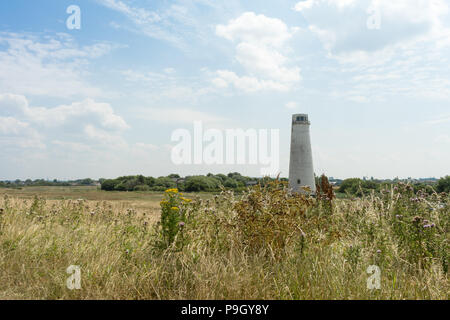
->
0, 0, 449, 180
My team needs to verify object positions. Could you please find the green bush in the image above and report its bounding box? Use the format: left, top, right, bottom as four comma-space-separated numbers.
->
100, 179, 117, 191
338, 178, 379, 196
437, 176, 450, 193
184, 176, 221, 192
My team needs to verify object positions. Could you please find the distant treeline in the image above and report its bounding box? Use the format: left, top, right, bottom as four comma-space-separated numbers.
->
337, 176, 450, 196
100, 174, 450, 195
0, 178, 97, 189
1, 174, 448, 195
100, 173, 284, 192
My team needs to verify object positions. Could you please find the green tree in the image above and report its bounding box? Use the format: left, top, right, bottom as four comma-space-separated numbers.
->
153, 177, 177, 191
101, 179, 117, 191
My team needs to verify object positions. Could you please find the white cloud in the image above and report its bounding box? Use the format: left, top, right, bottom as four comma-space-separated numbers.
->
28, 99, 129, 131
294, 0, 316, 12
294, 1, 450, 101
215, 12, 301, 92
138, 107, 226, 125
0, 117, 30, 136
216, 12, 292, 47
0, 116, 44, 149
347, 95, 369, 103
0, 94, 128, 131
97, 0, 211, 49
52, 140, 93, 152
294, 0, 450, 56
0, 33, 116, 98
0, 93, 29, 115
120, 68, 220, 104
83, 124, 127, 148
435, 134, 450, 144
285, 101, 299, 109
425, 115, 450, 125
164, 67, 176, 74
134, 142, 159, 151
235, 42, 300, 83
99, 0, 161, 24
0, 93, 128, 152
121, 69, 169, 83
213, 70, 290, 92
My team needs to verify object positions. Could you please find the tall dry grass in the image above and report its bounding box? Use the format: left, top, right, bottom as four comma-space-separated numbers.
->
0, 182, 448, 300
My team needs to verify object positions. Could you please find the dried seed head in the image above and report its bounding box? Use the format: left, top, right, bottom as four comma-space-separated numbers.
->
412, 216, 423, 224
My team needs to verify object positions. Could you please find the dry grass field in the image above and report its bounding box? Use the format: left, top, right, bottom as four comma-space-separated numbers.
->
0, 184, 448, 300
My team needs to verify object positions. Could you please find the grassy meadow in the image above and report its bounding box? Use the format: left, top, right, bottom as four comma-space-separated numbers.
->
0, 183, 448, 300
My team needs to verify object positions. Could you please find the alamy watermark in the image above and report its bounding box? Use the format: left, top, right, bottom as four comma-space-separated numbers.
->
171, 121, 280, 176
66, 5, 81, 30
366, 265, 381, 290
66, 265, 81, 290
367, 1, 381, 30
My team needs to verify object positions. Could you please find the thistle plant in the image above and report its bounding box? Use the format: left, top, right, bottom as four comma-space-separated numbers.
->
232, 179, 314, 258
0, 207, 4, 234
391, 184, 444, 270
29, 195, 45, 215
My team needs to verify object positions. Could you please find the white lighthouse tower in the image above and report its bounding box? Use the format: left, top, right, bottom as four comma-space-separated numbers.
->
289, 114, 316, 193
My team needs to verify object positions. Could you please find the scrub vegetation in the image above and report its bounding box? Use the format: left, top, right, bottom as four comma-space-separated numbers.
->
0, 179, 448, 299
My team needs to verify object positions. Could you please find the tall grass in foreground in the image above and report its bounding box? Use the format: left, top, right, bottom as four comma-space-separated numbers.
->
0, 181, 448, 300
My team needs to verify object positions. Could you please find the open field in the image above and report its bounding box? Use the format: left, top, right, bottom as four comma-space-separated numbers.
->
0, 186, 214, 201
0, 186, 213, 214
0, 184, 448, 299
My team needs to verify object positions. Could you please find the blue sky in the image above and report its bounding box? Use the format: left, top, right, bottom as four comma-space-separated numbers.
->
0, 0, 449, 180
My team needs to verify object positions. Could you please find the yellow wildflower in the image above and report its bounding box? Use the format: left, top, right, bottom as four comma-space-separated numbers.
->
165, 188, 179, 193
